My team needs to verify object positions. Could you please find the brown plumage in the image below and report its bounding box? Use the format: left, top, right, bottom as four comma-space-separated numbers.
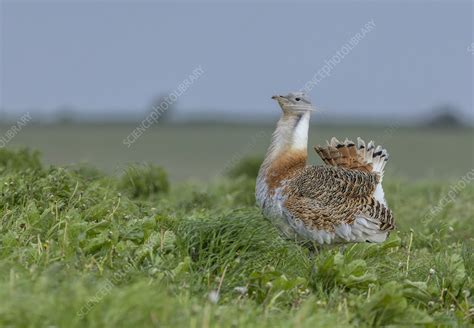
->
282, 166, 394, 233
265, 149, 307, 194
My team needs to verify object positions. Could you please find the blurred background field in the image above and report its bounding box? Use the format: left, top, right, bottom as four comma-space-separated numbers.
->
2, 123, 472, 181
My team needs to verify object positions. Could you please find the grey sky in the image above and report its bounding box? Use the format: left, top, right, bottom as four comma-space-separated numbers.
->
1, 1, 473, 121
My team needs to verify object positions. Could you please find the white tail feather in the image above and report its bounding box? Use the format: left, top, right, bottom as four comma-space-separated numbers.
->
357, 137, 389, 176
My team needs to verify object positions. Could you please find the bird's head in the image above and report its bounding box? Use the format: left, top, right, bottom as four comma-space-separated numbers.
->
271, 92, 314, 114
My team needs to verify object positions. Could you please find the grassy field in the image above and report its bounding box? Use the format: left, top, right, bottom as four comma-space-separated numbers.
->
0, 139, 473, 327
4, 123, 474, 181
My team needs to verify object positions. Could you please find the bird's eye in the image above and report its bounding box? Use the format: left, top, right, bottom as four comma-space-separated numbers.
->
295, 98, 301, 101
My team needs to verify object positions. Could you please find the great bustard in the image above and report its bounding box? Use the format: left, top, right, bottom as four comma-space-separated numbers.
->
256, 92, 395, 244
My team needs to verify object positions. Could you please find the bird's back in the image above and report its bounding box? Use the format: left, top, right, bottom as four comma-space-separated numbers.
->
257, 137, 395, 244
281, 165, 394, 244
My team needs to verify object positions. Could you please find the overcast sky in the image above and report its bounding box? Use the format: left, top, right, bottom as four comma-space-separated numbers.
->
1, 1, 473, 121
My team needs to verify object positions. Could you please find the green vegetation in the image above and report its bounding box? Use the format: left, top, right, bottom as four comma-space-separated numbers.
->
0, 148, 472, 327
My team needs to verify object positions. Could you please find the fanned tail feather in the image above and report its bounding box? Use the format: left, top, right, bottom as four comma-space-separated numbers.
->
314, 137, 389, 175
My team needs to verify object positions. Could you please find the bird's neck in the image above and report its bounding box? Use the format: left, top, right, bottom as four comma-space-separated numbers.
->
265, 111, 310, 162
258, 111, 310, 188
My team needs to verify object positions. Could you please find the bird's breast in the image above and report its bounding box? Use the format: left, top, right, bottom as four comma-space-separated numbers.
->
264, 150, 307, 195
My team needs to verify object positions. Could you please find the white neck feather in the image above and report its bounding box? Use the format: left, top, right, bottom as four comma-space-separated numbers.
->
291, 112, 310, 150
261, 111, 310, 167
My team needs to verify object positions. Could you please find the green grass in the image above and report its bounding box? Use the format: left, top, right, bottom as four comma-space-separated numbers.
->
0, 148, 473, 327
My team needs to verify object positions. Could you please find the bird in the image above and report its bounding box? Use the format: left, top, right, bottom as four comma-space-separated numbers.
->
256, 92, 395, 244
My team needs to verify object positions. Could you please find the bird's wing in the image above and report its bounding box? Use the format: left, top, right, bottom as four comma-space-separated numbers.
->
282, 165, 394, 242
291, 165, 380, 199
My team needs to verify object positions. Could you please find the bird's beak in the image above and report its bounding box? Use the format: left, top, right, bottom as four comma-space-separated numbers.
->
271, 95, 284, 100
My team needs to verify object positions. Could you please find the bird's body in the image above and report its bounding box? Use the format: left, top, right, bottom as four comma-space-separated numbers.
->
256, 92, 395, 244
